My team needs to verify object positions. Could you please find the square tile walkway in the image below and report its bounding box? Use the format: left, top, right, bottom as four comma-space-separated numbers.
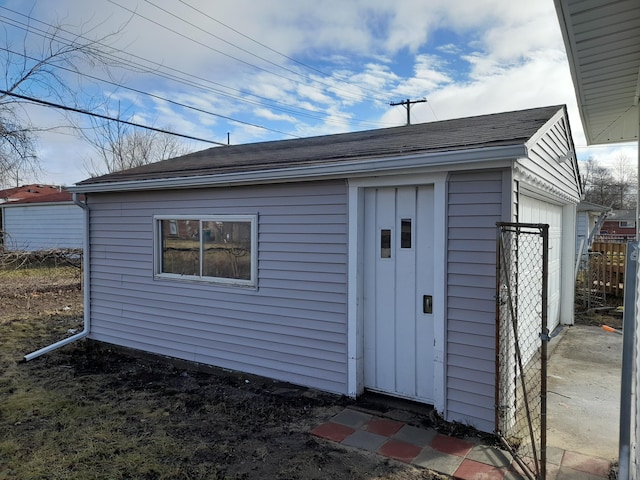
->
310, 408, 613, 479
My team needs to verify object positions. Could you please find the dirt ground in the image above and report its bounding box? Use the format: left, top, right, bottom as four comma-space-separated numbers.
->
0, 265, 451, 480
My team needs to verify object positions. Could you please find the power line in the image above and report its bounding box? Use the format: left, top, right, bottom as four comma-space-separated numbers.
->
0, 14, 372, 131
0, 88, 228, 146
177, 0, 332, 79
176, 0, 394, 105
147, 0, 391, 105
0, 6, 395, 130
0, 46, 302, 139
107, 0, 368, 105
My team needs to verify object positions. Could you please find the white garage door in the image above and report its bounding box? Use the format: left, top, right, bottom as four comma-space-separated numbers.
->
520, 195, 563, 332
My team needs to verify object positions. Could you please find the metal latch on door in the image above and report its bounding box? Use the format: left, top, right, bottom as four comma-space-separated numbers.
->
423, 295, 433, 314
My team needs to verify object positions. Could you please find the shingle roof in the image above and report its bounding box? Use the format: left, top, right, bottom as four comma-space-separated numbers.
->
606, 209, 636, 222
78, 105, 564, 186
4, 191, 80, 205
0, 184, 63, 202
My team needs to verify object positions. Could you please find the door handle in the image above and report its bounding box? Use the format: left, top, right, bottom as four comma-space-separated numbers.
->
423, 295, 433, 314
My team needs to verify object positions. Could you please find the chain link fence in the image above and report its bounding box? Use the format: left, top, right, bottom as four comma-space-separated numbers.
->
575, 251, 606, 312
496, 223, 548, 480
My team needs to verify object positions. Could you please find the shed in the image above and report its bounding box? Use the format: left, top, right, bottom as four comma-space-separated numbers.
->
575, 201, 610, 255
0, 187, 84, 251
600, 209, 637, 241
63, 105, 581, 433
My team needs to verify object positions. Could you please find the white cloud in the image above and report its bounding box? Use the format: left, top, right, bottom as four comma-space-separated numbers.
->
253, 108, 296, 123
577, 145, 639, 170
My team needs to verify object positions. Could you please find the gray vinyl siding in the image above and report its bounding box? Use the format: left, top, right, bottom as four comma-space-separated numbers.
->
87, 180, 349, 394
2, 203, 83, 251
446, 170, 504, 432
576, 211, 588, 255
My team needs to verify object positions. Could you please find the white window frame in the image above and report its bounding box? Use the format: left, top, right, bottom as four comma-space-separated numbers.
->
620, 220, 636, 228
154, 214, 257, 287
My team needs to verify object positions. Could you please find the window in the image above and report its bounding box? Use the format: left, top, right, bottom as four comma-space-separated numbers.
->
155, 215, 257, 286
620, 221, 635, 228
380, 228, 391, 258
401, 218, 412, 248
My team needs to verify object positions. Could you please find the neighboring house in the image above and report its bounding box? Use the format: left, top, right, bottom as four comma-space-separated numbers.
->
63, 105, 581, 433
575, 201, 610, 255
555, 1, 639, 478
0, 187, 84, 251
0, 184, 63, 204
598, 209, 637, 241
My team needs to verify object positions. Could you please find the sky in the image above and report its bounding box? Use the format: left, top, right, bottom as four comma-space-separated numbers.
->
0, 0, 637, 187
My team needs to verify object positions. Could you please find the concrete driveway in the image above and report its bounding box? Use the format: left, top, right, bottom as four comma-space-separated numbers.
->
547, 324, 622, 460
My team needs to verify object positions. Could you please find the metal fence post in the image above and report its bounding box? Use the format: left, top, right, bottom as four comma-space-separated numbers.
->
619, 241, 637, 479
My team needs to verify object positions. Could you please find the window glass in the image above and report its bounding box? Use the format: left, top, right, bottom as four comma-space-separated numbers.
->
381, 229, 391, 258
161, 219, 199, 276
202, 221, 252, 280
401, 219, 412, 248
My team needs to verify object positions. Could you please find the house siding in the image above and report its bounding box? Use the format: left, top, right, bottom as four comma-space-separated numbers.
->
446, 170, 504, 432
87, 180, 349, 394
521, 113, 581, 202
2, 203, 83, 251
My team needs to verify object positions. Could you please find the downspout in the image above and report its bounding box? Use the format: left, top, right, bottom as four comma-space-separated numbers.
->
23, 193, 90, 361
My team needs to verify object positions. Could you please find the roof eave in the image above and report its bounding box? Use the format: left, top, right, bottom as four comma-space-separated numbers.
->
0, 200, 77, 207
68, 144, 526, 194
554, 0, 593, 143
554, 0, 640, 145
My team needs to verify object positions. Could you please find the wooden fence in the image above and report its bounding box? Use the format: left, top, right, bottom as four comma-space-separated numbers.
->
590, 242, 626, 297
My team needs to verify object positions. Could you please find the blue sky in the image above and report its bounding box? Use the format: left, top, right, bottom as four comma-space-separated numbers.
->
1, 0, 637, 186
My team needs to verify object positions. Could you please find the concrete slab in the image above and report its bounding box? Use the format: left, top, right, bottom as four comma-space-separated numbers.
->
411, 446, 464, 475
556, 466, 609, 480
547, 324, 622, 460
341, 430, 388, 452
392, 424, 437, 447
466, 444, 513, 468
330, 409, 372, 429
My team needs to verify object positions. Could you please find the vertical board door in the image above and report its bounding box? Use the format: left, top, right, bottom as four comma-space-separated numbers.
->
363, 186, 435, 402
520, 195, 563, 332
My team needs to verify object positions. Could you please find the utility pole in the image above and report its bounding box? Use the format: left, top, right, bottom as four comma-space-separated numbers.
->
390, 98, 427, 125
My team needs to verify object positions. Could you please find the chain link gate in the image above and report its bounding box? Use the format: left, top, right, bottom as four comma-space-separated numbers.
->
575, 251, 606, 311
496, 223, 549, 480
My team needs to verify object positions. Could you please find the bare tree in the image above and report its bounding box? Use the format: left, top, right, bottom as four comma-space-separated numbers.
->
82, 110, 192, 176
0, 14, 124, 187
611, 153, 637, 209
582, 157, 617, 207
581, 155, 638, 209
0, 107, 36, 186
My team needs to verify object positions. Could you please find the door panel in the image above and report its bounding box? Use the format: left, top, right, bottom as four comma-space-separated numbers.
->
363, 186, 434, 402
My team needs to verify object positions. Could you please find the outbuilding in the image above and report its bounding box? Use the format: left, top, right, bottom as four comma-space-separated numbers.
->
58, 105, 581, 433
0, 187, 83, 251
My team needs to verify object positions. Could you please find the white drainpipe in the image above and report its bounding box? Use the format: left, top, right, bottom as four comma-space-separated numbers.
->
23, 193, 90, 361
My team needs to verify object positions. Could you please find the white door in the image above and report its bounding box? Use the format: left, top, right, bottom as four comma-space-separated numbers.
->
363, 186, 435, 402
520, 195, 563, 332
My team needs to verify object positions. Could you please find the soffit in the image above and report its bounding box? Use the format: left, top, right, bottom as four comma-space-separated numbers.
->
556, 0, 640, 145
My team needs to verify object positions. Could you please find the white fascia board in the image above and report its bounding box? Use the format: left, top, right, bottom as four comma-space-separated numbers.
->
554, 0, 592, 142
1, 201, 77, 208
67, 144, 526, 194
